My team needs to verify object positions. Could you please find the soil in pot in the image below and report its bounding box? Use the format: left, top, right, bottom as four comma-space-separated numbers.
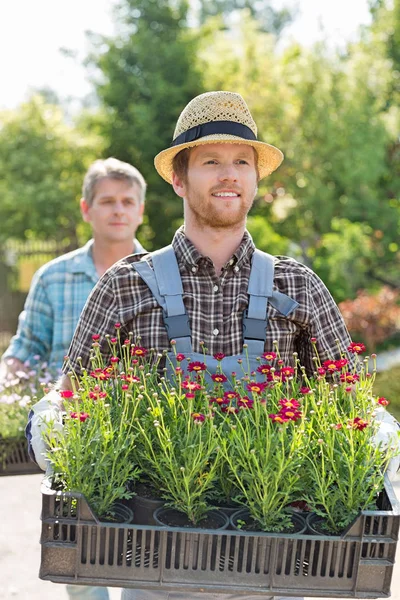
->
153, 507, 229, 530
230, 508, 307, 534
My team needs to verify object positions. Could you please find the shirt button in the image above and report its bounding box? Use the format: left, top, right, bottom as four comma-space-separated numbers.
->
229, 259, 234, 265
191, 266, 197, 273
213, 285, 219, 292
213, 328, 219, 336
233, 265, 239, 272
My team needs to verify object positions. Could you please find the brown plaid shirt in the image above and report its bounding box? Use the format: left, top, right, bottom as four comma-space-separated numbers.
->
65, 227, 352, 377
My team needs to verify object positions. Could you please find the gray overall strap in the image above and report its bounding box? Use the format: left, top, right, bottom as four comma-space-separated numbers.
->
132, 260, 167, 311
244, 250, 299, 354
151, 246, 193, 354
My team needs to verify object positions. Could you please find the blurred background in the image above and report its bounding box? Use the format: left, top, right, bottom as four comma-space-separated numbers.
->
0, 0, 399, 413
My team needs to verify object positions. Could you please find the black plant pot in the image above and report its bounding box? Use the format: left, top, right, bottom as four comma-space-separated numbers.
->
99, 501, 134, 524
230, 508, 307, 534
306, 512, 341, 536
153, 507, 229, 570
132, 493, 165, 525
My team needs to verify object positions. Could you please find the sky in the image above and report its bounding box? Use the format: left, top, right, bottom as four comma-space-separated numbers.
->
0, 0, 372, 110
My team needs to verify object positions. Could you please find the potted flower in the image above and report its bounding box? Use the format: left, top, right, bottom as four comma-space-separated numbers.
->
42, 337, 144, 521
298, 342, 399, 534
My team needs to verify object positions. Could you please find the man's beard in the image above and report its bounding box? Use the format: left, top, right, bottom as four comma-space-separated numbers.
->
186, 188, 256, 229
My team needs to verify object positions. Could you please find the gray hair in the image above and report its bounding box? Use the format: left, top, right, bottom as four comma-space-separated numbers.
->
82, 157, 147, 206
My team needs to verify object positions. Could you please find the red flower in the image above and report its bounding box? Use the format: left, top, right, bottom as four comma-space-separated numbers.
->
60, 390, 74, 398
224, 390, 240, 400
378, 397, 389, 406
181, 381, 202, 392
210, 396, 229, 406
350, 417, 368, 430
110, 337, 117, 344
213, 353, 225, 361
347, 342, 366, 354
317, 367, 326, 376
280, 366, 295, 377
186, 393, 195, 399
262, 351, 277, 361
176, 353, 186, 362
279, 398, 301, 409
90, 368, 111, 380
221, 405, 239, 414
310, 337, 317, 343
92, 334, 100, 341
323, 360, 338, 373
300, 387, 311, 395
334, 423, 343, 430
280, 408, 302, 421
237, 396, 254, 408
114, 323, 121, 329
246, 382, 266, 394
269, 413, 289, 423
110, 356, 119, 364
340, 372, 360, 383
131, 346, 148, 357
211, 373, 227, 383
257, 364, 272, 375
191, 412, 205, 422
188, 361, 207, 372
121, 384, 129, 391
70, 412, 89, 422
335, 358, 348, 368
89, 390, 107, 400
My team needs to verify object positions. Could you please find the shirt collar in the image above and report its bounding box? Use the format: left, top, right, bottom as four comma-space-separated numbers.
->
67, 240, 98, 281
172, 226, 255, 272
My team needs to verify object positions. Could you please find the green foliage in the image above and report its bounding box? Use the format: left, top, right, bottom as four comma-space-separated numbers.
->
197, 1, 294, 35
374, 366, 400, 423
0, 96, 101, 245
87, 0, 203, 248
246, 214, 293, 257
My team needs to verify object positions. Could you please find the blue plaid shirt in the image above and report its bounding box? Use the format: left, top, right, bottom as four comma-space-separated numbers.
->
2, 239, 145, 369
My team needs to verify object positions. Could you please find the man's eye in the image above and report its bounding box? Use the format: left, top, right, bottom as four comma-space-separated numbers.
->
237, 159, 249, 165
205, 160, 217, 165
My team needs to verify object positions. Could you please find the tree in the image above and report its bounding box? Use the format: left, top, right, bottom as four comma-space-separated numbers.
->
0, 95, 100, 245
86, 0, 204, 248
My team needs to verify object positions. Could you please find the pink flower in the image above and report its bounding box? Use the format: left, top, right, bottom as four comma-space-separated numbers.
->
340, 372, 360, 384
300, 387, 311, 395
350, 417, 368, 430
279, 398, 301, 409
60, 390, 74, 398
262, 351, 277, 361
92, 334, 100, 341
210, 396, 229, 406
347, 342, 366, 354
110, 337, 117, 344
213, 353, 225, 361
110, 356, 119, 364
211, 373, 227, 383
378, 397, 389, 406
176, 353, 186, 362
70, 412, 89, 422
280, 366, 295, 377
237, 396, 254, 408
257, 364, 272, 375
188, 361, 207, 372
335, 358, 348, 368
131, 346, 148, 357
114, 323, 121, 329
191, 412, 205, 422
224, 390, 240, 400
246, 382, 267, 394
269, 413, 289, 423
181, 381, 202, 392
323, 360, 338, 373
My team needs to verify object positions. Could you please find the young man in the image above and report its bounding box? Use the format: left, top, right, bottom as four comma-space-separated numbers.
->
29, 91, 363, 600
3, 157, 146, 600
1, 157, 146, 379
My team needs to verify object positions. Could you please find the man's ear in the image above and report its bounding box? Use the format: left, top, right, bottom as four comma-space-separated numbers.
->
172, 172, 186, 199
80, 198, 91, 223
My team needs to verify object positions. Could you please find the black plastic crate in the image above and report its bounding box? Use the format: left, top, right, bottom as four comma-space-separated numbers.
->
0, 437, 41, 476
39, 476, 400, 597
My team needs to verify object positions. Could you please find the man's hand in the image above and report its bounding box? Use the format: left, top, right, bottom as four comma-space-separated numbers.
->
373, 407, 400, 480
28, 389, 64, 471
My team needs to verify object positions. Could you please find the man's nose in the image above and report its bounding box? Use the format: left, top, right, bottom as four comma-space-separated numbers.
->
218, 164, 238, 182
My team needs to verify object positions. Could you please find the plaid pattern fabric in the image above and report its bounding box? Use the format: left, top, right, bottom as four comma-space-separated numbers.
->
65, 227, 352, 378
3, 239, 145, 370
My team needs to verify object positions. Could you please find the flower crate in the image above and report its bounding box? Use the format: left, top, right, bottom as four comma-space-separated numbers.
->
39, 476, 400, 597
0, 438, 41, 476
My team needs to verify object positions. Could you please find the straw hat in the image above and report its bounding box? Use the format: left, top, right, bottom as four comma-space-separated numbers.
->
154, 91, 284, 183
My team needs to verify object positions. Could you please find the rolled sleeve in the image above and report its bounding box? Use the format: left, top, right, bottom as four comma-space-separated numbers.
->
2, 271, 53, 364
